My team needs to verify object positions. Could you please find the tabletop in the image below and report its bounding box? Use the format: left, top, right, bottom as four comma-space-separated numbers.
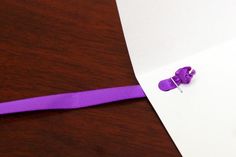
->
0, 1, 181, 156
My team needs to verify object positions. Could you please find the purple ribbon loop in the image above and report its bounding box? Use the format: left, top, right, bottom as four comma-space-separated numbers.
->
158, 66, 196, 91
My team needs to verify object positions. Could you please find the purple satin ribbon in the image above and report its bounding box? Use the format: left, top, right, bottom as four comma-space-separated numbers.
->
0, 66, 195, 115
0, 85, 146, 115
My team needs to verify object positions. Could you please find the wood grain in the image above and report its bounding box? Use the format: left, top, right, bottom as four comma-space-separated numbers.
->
0, 0, 181, 156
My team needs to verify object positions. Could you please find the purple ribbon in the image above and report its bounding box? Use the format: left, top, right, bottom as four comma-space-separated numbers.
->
0, 66, 195, 115
0, 85, 145, 115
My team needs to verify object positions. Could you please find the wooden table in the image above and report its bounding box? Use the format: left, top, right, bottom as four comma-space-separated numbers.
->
0, 1, 181, 156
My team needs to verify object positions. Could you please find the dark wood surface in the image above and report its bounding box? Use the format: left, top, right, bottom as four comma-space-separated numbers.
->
0, 1, 181, 156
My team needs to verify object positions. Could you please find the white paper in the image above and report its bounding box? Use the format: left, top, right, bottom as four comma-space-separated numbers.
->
116, 0, 236, 156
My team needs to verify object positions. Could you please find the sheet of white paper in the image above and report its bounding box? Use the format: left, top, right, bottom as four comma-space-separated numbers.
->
116, 0, 236, 156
